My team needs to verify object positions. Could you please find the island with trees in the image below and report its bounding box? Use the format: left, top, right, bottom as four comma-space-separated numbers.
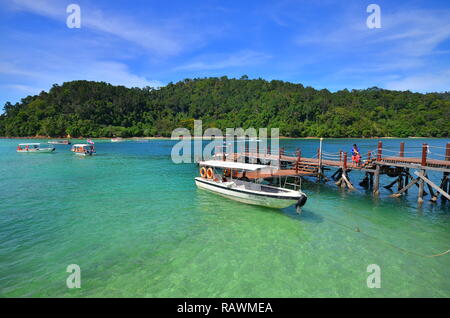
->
1, 77, 449, 138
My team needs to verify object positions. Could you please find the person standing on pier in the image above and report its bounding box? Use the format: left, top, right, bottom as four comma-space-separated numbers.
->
351, 144, 361, 166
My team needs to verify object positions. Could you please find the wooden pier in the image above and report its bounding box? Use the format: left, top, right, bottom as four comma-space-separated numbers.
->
218, 141, 450, 204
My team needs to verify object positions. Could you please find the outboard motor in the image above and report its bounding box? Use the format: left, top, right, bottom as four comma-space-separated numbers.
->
295, 194, 307, 214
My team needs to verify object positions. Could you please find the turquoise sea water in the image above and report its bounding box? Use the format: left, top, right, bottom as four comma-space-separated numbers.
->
0, 138, 449, 297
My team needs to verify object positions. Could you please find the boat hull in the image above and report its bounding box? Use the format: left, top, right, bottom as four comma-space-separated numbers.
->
73, 151, 95, 156
17, 148, 55, 153
195, 178, 301, 209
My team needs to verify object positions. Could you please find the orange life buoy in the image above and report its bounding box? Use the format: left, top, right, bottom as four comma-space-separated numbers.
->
206, 167, 214, 179
200, 167, 207, 178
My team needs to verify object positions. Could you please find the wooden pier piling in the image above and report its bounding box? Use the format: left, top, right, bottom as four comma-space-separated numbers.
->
421, 144, 428, 166
377, 141, 382, 161
418, 171, 425, 204
373, 165, 380, 196
400, 142, 404, 157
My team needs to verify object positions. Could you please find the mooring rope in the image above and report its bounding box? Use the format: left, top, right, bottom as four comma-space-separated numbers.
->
316, 212, 449, 258
428, 145, 450, 150
427, 249, 450, 257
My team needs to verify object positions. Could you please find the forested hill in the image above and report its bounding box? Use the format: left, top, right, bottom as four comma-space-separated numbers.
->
1, 77, 449, 138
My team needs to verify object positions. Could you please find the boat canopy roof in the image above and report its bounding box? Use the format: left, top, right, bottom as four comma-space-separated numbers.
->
19, 143, 40, 146
199, 160, 273, 171
72, 144, 90, 147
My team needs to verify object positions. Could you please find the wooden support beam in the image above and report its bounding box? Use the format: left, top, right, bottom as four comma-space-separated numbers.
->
441, 179, 450, 201
397, 174, 403, 192
384, 177, 399, 190
442, 173, 449, 202
331, 168, 342, 180
343, 152, 348, 170
404, 168, 409, 194
373, 165, 380, 196
342, 172, 355, 190
374, 161, 450, 173
418, 178, 425, 204
359, 173, 370, 188
318, 138, 323, 181
390, 177, 420, 198
425, 174, 437, 202
278, 148, 281, 168
414, 171, 450, 201
432, 174, 448, 201
295, 149, 301, 174
407, 174, 428, 195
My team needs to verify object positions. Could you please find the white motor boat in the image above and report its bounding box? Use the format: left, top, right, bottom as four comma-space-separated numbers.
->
71, 144, 96, 156
111, 137, 123, 142
195, 160, 307, 210
16, 143, 55, 153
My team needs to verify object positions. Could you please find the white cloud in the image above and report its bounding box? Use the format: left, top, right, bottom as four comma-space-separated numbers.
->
291, 7, 450, 92
1, 59, 162, 89
385, 70, 450, 92
4, 84, 40, 95
368, 10, 450, 58
295, 9, 450, 56
175, 50, 271, 71
0, 62, 40, 78
76, 61, 163, 88
8, 0, 186, 56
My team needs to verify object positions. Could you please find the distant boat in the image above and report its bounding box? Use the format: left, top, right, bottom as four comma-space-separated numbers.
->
17, 143, 55, 153
48, 140, 71, 145
111, 137, 123, 142
71, 144, 96, 156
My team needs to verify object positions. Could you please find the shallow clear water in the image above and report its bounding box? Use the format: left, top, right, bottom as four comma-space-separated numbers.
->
0, 138, 449, 297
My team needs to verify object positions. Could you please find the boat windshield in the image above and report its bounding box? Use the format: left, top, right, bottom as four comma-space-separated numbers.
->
232, 179, 290, 193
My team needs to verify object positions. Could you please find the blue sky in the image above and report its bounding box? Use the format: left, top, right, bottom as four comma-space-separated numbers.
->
1, 0, 449, 106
